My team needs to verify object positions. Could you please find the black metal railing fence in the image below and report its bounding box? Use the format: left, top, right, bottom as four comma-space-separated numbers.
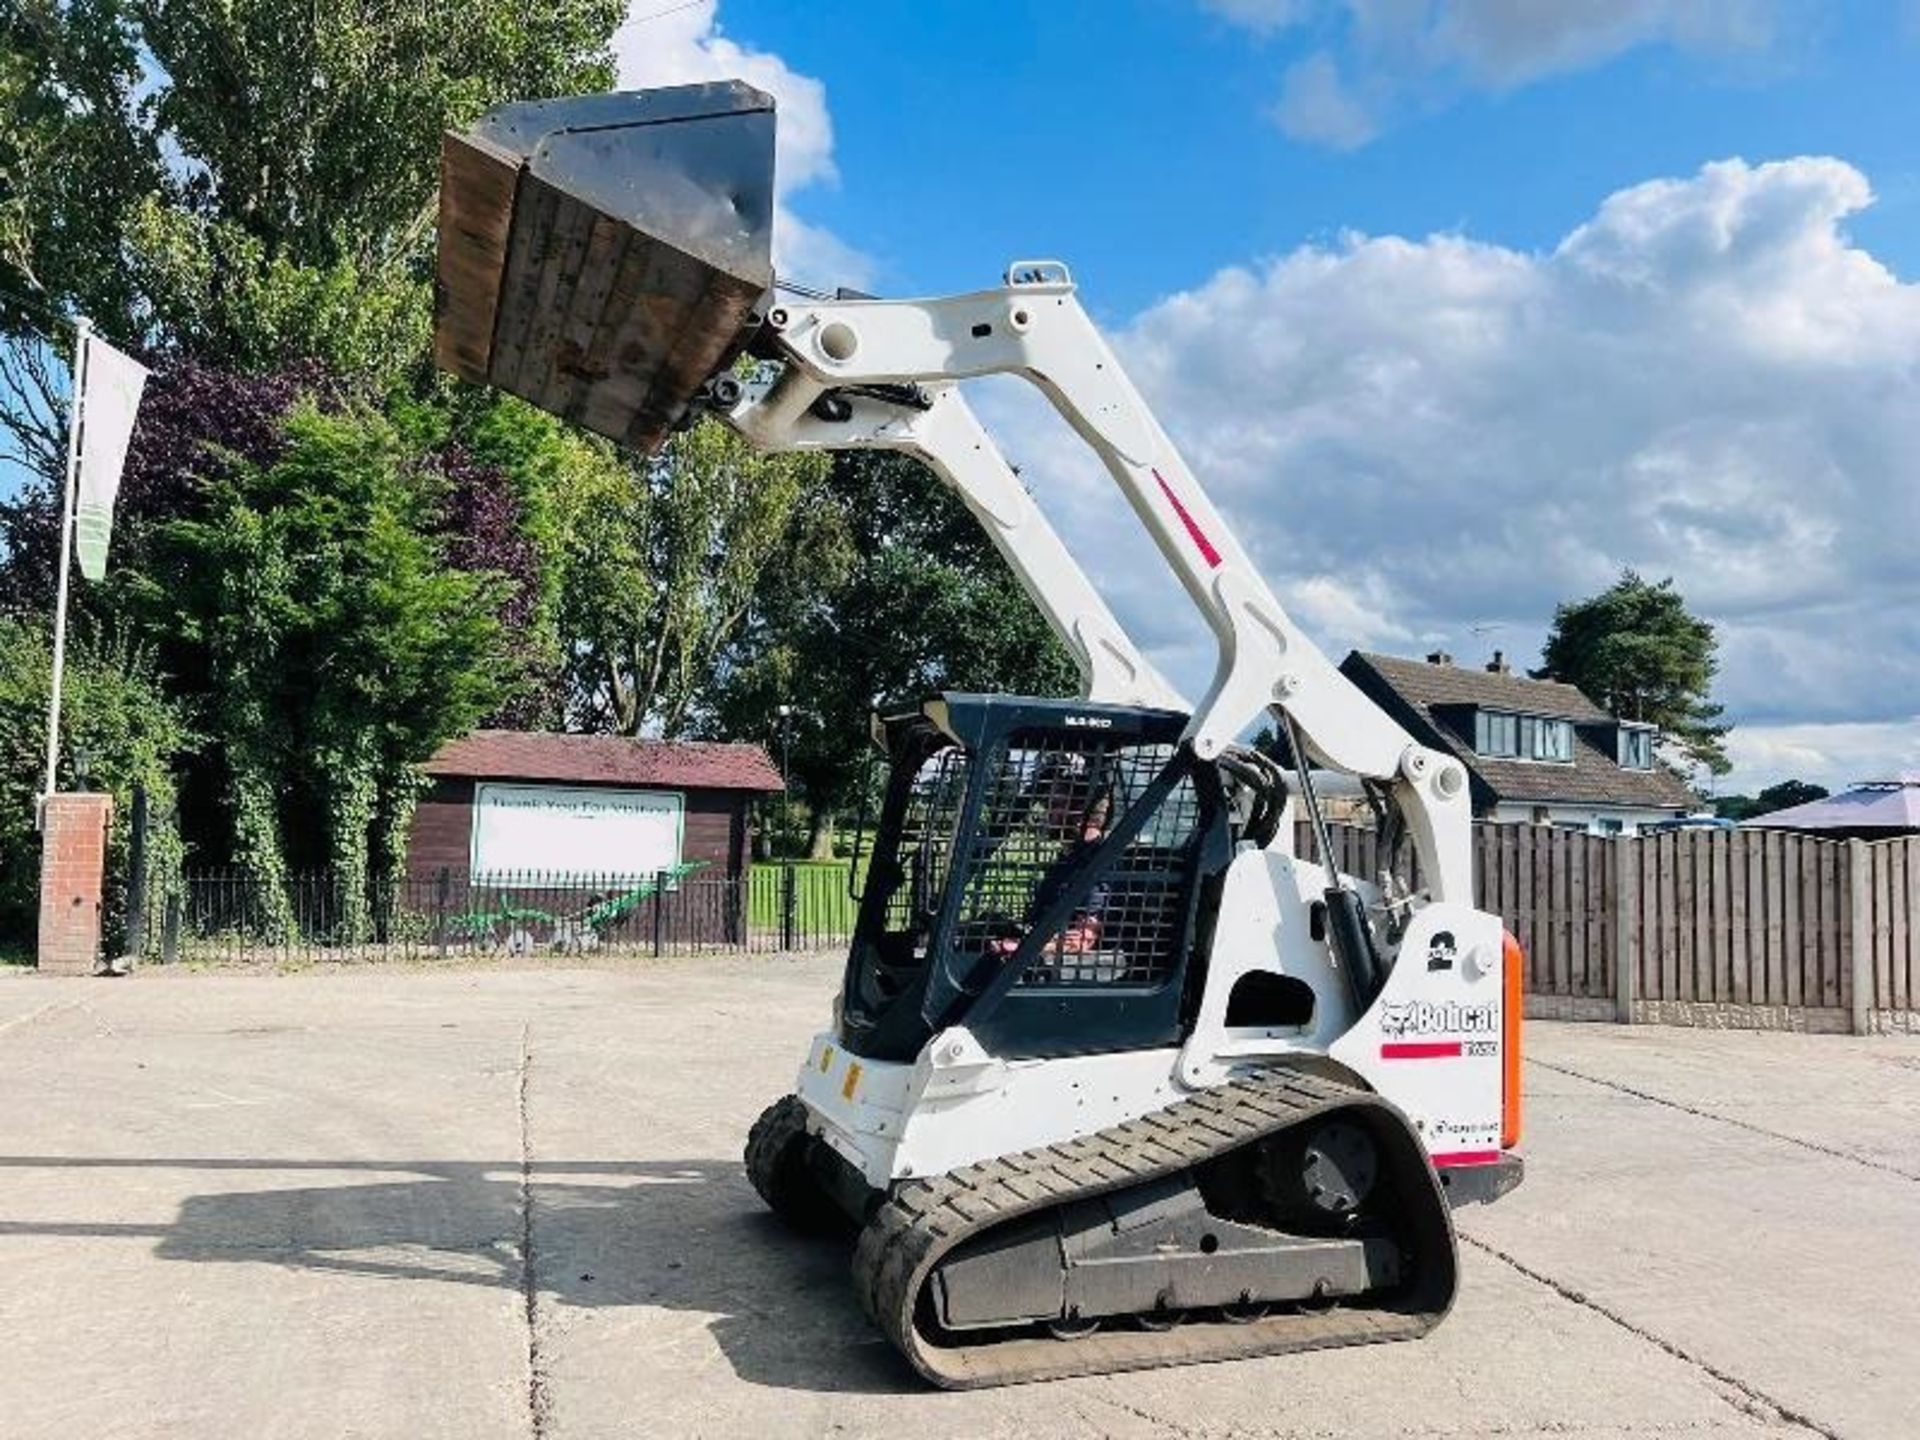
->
142, 864, 861, 964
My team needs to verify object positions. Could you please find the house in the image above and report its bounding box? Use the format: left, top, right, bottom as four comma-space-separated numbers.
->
406, 730, 783, 886
1339, 650, 1695, 835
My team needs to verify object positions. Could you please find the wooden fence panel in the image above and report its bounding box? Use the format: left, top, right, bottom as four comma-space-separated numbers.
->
1901, 838, 1918, 1013
1679, 833, 1701, 1001
1267, 815, 1911, 1018
1761, 830, 1782, 1006
1530, 825, 1551, 992
1646, 832, 1662, 1000
1568, 833, 1588, 994
1781, 834, 1800, 1007
1819, 840, 1841, 1009
1730, 830, 1750, 1005
1881, 840, 1896, 1021
1713, 830, 1733, 1003
1589, 840, 1605, 998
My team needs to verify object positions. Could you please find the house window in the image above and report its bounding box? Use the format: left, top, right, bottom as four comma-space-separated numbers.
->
1519, 716, 1573, 762
1479, 710, 1571, 761
1619, 728, 1654, 769
1475, 711, 1518, 757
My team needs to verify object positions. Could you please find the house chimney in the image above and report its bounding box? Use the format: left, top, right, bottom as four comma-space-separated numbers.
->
1426, 650, 1453, 666
1486, 650, 1510, 675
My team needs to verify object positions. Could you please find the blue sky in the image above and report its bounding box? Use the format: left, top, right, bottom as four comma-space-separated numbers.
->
717, 0, 1920, 315
618, 0, 1920, 793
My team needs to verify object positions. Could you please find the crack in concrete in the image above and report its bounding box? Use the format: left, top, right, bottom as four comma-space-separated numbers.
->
1094, 1394, 1206, 1437
0, 998, 81, 1036
1529, 1057, 1920, 1183
516, 1022, 550, 1440
1461, 1234, 1841, 1439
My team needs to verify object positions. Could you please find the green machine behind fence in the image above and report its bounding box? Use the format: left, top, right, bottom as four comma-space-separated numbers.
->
452, 863, 711, 954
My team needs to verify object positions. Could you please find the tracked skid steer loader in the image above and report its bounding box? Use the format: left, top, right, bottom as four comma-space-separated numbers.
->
434, 80, 1526, 1389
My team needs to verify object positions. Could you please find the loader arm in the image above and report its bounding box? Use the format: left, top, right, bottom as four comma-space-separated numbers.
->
725, 266, 1474, 901
728, 377, 1186, 712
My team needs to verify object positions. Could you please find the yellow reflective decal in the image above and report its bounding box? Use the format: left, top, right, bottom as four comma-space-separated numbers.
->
842, 1062, 863, 1101
819, 1045, 834, 1073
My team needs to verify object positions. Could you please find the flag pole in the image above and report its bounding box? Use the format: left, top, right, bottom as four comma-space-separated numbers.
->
39, 315, 91, 828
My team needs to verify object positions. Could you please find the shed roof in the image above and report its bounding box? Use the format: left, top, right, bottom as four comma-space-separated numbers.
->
1744, 780, 1920, 834
425, 731, 783, 792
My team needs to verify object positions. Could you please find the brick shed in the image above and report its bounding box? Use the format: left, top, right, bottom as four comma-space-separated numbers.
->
406, 731, 783, 886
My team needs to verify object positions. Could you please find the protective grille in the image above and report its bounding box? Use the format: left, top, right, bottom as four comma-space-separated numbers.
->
948, 736, 1202, 988
880, 744, 972, 946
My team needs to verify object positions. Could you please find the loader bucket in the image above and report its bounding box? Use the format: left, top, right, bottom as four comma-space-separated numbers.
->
434, 82, 775, 454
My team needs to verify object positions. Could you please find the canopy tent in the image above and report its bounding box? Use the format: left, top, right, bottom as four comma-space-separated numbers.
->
1744, 779, 1920, 838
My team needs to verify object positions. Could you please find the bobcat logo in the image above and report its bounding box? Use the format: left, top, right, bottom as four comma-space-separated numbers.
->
1380, 999, 1497, 1038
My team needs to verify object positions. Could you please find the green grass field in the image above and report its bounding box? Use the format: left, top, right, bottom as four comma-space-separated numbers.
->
746, 859, 867, 936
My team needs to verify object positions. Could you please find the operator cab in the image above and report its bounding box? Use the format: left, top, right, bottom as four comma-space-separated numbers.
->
839, 693, 1234, 1064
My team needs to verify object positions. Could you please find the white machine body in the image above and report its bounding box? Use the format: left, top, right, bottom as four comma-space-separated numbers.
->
795, 865, 1508, 1191
729, 262, 1518, 1193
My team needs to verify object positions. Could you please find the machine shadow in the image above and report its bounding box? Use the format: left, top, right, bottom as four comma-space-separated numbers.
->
0, 1155, 914, 1396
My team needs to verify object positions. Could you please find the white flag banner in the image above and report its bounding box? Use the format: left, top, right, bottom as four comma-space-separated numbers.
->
72, 333, 149, 582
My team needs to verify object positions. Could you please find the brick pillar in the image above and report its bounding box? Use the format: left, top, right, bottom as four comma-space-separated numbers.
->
37, 793, 114, 975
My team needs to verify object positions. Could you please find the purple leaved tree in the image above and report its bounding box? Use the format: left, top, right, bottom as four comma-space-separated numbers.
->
431, 442, 556, 729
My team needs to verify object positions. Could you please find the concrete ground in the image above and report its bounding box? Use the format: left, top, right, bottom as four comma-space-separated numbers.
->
1, 956, 1915, 1440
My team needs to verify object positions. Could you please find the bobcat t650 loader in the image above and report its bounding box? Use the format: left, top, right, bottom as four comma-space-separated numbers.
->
434, 80, 1525, 1389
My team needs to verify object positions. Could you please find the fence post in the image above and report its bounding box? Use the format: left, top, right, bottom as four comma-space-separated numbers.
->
160, 892, 180, 965
1849, 838, 1873, 1035
653, 870, 667, 957
435, 868, 451, 959
1614, 836, 1637, 1024
780, 863, 797, 953
120, 782, 150, 966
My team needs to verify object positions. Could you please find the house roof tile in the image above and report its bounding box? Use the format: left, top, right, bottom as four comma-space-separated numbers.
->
1354, 651, 1611, 721
425, 731, 784, 792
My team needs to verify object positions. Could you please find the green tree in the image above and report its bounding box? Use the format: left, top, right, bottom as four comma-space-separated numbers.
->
137, 403, 516, 936
552, 421, 830, 737
713, 450, 1079, 858
0, 616, 188, 947
1715, 779, 1829, 821
1536, 570, 1730, 775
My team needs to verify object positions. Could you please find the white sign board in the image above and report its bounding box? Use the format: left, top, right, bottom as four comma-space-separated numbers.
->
470, 783, 685, 883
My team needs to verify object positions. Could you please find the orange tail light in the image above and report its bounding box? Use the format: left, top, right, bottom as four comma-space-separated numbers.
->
1502, 929, 1524, 1149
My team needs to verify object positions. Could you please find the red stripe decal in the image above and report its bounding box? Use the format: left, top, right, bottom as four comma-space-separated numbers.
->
1152, 468, 1222, 569
1380, 1041, 1462, 1060
1431, 1149, 1503, 1168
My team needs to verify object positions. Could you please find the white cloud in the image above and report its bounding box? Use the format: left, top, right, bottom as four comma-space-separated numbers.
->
1274, 52, 1379, 149
1201, 0, 1317, 34
610, 0, 873, 290
1424, 0, 1777, 86
980, 156, 1920, 788
1724, 721, 1920, 795
1282, 573, 1417, 649
1212, 0, 1786, 145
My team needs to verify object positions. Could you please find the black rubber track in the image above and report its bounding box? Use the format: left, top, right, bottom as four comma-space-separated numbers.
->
850, 1066, 1458, 1389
